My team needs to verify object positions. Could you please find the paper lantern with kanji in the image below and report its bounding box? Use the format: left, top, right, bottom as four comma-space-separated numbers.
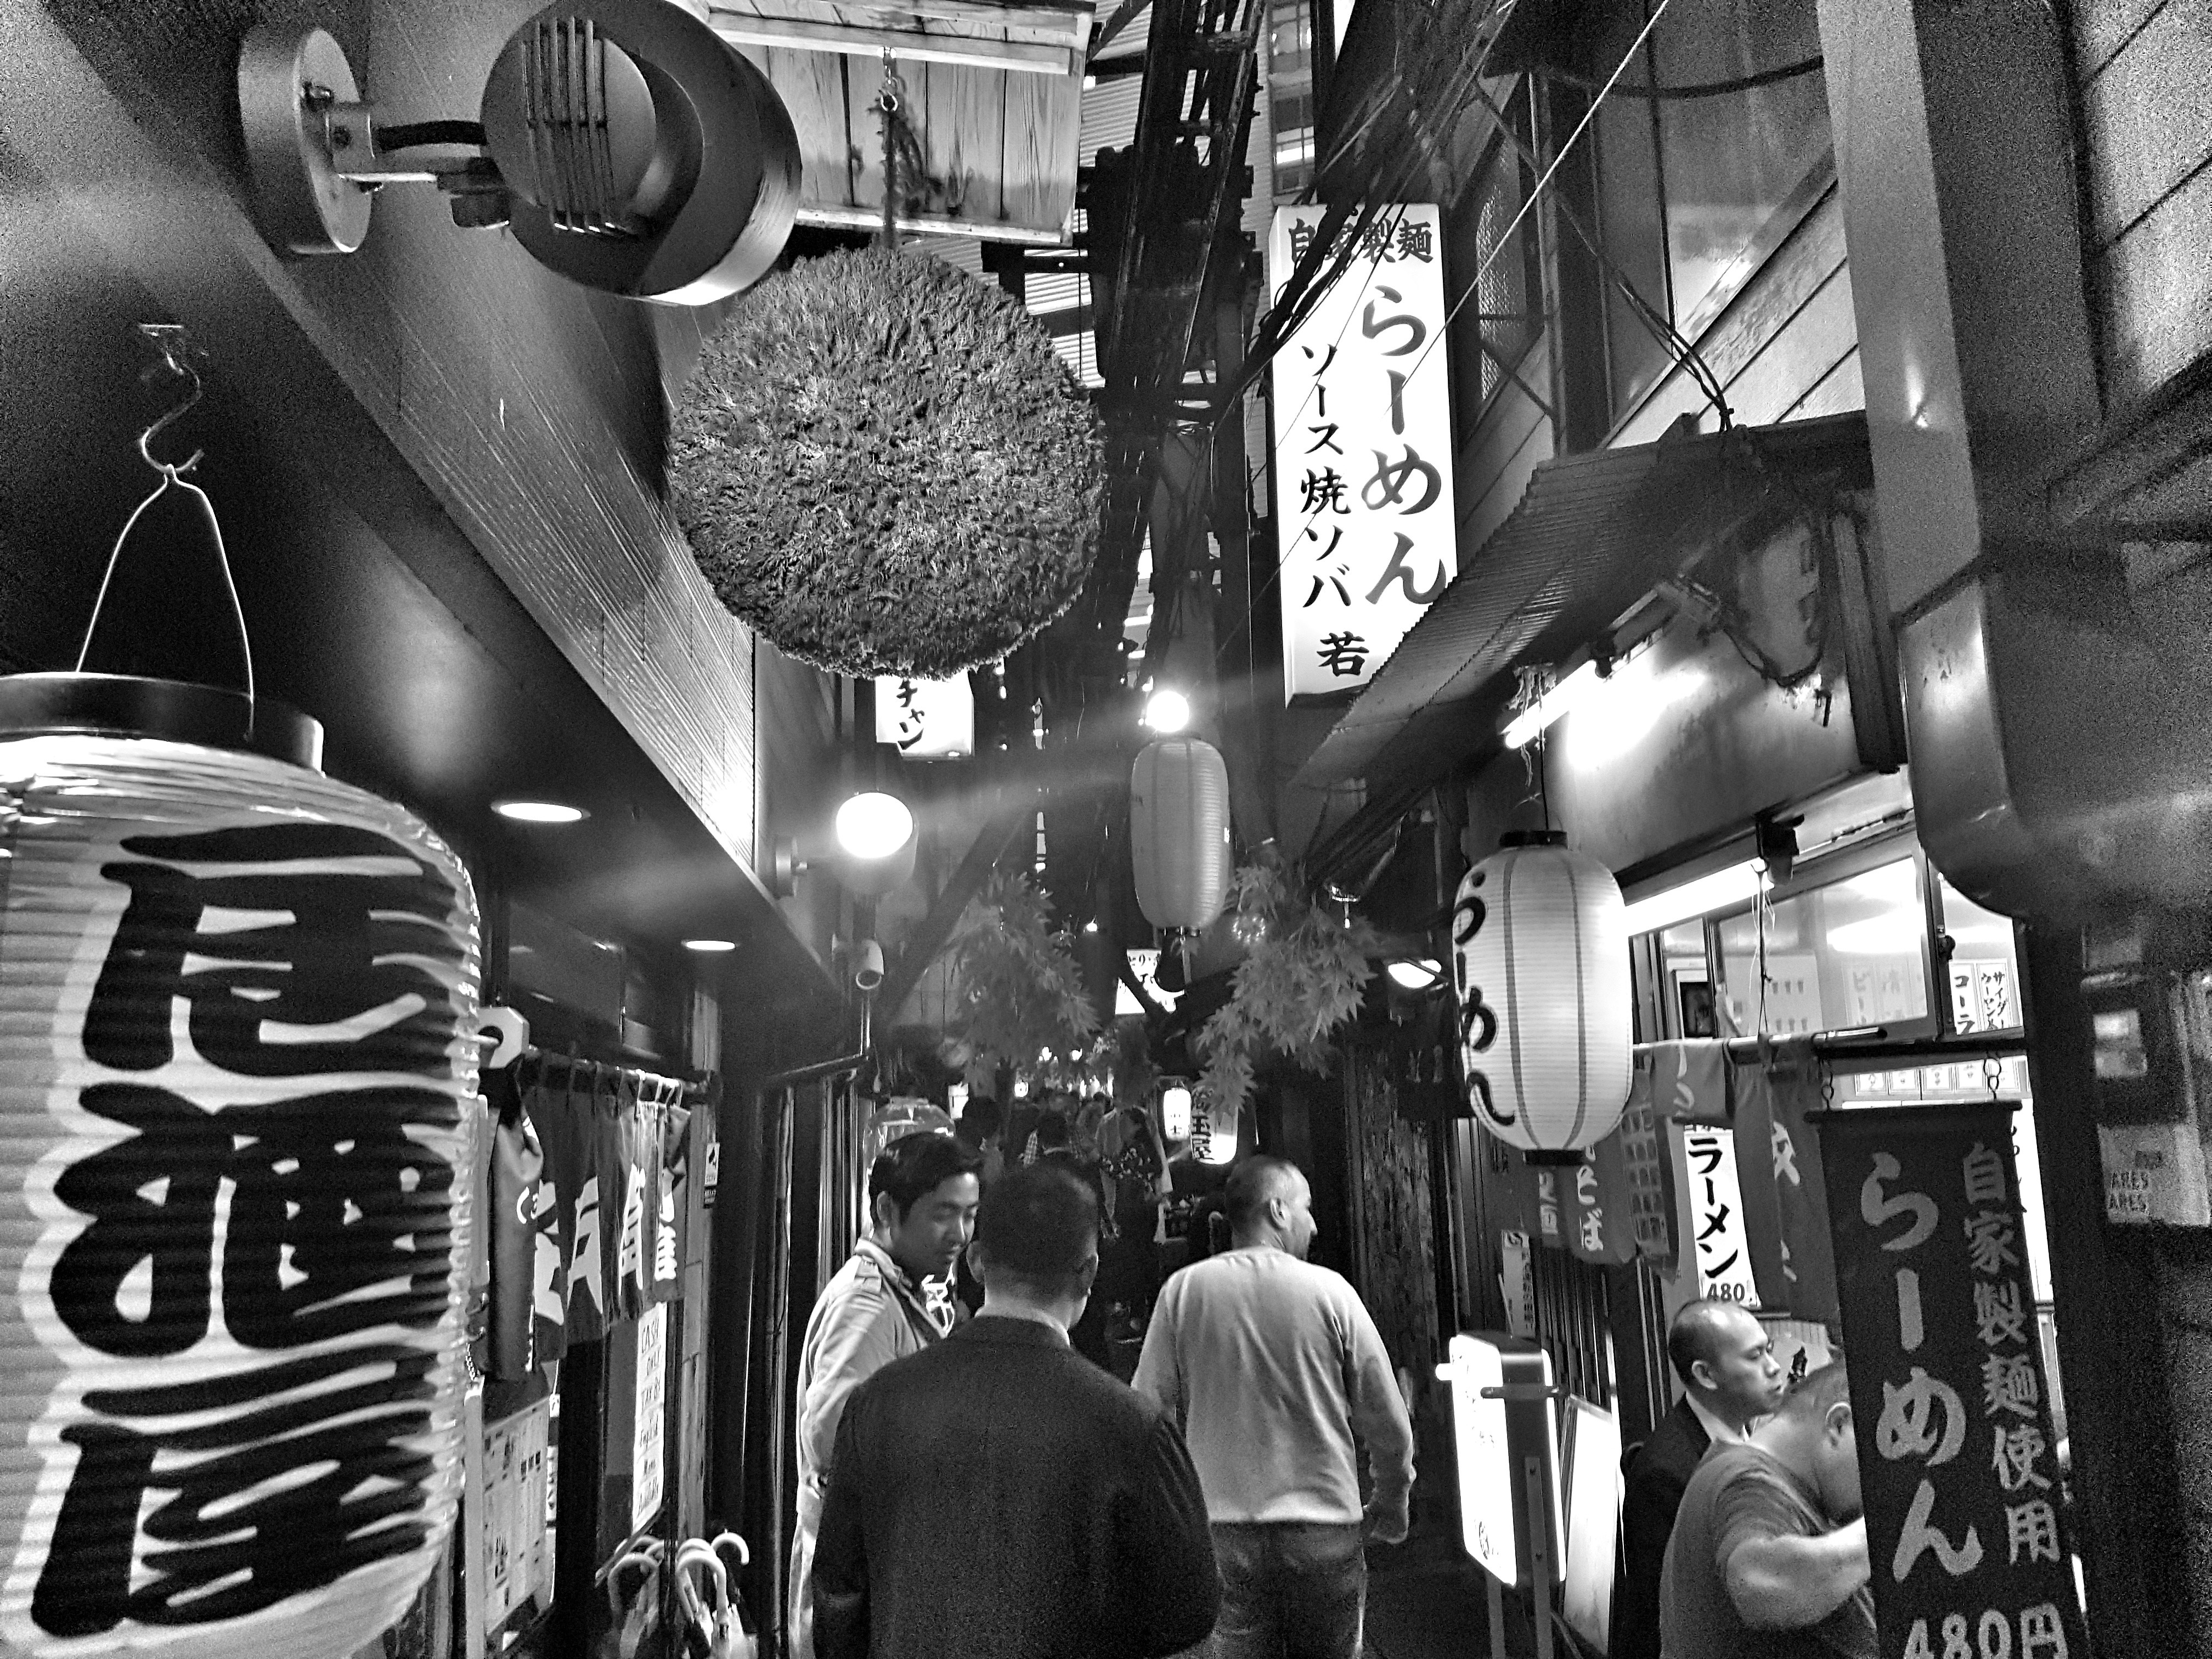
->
1451, 831, 1632, 1157
1129, 738, 1231, 932
0, 674, 479, 1657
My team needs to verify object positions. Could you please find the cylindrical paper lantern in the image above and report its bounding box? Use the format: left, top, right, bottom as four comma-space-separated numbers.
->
1187, 1090, 1238, 1166
1451, 831, 1632, 1156
1158, 1082, 1193, 1142
0, 674, 479, 1657
1130, 738, 1231, 931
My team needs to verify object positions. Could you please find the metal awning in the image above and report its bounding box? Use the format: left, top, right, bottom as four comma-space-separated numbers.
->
1300, 411, 1872, 875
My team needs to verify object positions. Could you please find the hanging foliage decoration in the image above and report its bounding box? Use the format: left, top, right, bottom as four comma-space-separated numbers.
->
669, 248, 1105, 679
1194, 855, 1379, 1116
937, 870, 1103, 1087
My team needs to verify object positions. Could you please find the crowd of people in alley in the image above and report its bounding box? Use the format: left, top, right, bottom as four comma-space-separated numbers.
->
782, 1104, 1875, 1659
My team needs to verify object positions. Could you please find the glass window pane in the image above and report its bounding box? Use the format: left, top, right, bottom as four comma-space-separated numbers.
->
1717, 856, 1930, 1036
1650, 0, 1830, 329
1936, 874, 2024, 1034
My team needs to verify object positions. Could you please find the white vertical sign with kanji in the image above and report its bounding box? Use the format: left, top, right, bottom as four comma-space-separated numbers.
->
874, 674, 975, 758
1268, 205, 1457, 702
1669, 1122, 1763, 1307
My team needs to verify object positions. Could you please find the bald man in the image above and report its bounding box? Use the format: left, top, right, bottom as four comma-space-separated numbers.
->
1613, 1300, 1787, 1659
1133, 1156, 1414, 1659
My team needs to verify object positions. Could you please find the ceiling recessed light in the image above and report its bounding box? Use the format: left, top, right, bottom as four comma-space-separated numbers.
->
683, 938, 738, 953
493, 799, 587, 825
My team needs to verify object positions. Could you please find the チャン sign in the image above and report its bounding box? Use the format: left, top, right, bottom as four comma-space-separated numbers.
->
1268, 205, 1457, 702
1818, 1103, 2086, 1659
874, 674, 975, 758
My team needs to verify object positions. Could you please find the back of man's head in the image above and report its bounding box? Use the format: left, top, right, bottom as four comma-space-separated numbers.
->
975, 1161, 1098, 1301
960, 1097, 1003, 1144
1224, 1155, 1301, 1234
870, 1131, 984, 1223
1776, 1360, 1850, 1424
1035, 1110, 1071, 1151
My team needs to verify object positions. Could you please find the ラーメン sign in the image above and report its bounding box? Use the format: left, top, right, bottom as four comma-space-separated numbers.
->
1268, 205, 1457, 702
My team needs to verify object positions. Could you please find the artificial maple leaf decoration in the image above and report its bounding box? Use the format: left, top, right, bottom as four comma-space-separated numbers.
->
939, 870, 1103, 1086
1194, 851, 1379, 1115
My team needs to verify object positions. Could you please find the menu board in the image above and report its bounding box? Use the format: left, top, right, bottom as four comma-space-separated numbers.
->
482, 1398, 555, 1647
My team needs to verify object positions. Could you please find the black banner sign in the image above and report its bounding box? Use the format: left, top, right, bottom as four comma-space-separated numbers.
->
1818, 1103, 2087, 1659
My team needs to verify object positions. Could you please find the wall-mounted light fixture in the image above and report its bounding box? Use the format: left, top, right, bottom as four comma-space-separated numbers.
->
1618, 859, 1768, 937
1385, 957, 1444, 991
768, 790, 918, 899
238, 0, 799, 303
1143, 687, 1192, 733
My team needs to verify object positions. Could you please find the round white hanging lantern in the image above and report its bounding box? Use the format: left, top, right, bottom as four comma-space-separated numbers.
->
0, 674, 479, 1657
1129, 738, 1231, 932
1451, 831, 1632, 1156
1159, 1082, 1193, 1142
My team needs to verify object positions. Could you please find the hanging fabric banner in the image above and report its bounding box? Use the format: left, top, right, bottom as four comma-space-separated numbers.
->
616, 1086, 663, 1321
1818, 1103, 2086, 1659
1618, 1057, 1678, 1267
653, 1103, 693, 1304
1563, 1132, 1640, 1266
1732, 1040, 1841, 1323
527, 1071, 613, 1344
483, 1066, 544, 1379
1648, 1039, 1730, 1126
1527, 1160, 1568, 1252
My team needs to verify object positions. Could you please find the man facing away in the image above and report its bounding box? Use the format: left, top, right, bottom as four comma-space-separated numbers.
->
812, 1161, 1221, 1659
1660, 1361, 1875, 1659
1133, 1155, 1415, 1659
787, 1132, 983, 1659
1613, 1299, 1788, 1659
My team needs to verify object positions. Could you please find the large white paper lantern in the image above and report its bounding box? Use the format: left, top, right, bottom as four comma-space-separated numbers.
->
1130, 739, 1231, 931
1451, 831, 1632, 1156
0, 675, 479, 1657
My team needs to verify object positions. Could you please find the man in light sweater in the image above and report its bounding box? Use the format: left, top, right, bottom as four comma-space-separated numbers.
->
1133, 1155, 1415, 1659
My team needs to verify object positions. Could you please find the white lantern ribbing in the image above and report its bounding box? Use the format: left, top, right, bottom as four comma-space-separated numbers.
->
1451, 831, 1632, 1156
1129, 738, 1231, 932
0, 675, 479, 1657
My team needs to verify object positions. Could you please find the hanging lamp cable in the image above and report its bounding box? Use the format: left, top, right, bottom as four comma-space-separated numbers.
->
77, 324, 256, 708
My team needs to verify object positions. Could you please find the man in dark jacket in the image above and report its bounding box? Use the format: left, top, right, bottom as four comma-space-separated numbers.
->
1612, 1299, 1787, 1659
813, 1161, 1221, 1659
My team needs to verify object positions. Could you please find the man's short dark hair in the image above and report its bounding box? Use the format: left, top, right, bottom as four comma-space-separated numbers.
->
1667, 1297, 1751, 1389
870, 1131, 984, 1221
1035, 1110, 1070, 1150
960, 1097, 1003, 1142
1224, 1155, 1301, 1231
975, 1161, 1098, 1299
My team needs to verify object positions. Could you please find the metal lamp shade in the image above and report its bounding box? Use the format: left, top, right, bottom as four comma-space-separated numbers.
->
0, 676, 480, 1656
1451, 834, 1632, 1156
1130, 739, 1231, 932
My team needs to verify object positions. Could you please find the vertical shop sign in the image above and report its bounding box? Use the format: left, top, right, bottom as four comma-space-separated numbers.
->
1618, 1060, 1678, 1266
1531, 1164, 1566, 1250
631, 1304, 669, 1532
1267, 205, 1457, 702
1498, 1231, 1537, 1338
1819, 1105, 2086, 1659
873, 674, 974, 758
1670, 1124, 1762, 1307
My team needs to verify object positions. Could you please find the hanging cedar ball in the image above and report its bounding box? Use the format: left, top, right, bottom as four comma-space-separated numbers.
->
1128, 738, 1232, 932
669, 247, 1105, 679
1452, 831, 1634, 1157
0, 673, 479, 1657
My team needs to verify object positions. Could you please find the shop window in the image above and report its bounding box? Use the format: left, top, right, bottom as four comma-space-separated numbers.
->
1933, 873, 2025, 1035
1581, 0, 1832, 418
1714, 854, 1934, 1039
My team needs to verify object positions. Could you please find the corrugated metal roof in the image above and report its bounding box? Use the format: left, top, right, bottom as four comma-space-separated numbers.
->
1295, 412, 1874, 803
